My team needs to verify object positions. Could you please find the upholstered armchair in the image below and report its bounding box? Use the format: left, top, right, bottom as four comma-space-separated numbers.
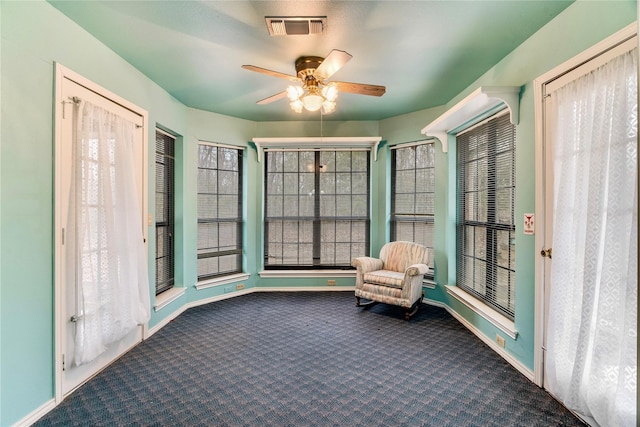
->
352, 241, 430, 320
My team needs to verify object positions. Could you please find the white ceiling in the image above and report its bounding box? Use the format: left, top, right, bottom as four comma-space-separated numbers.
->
48, 1, 573, 122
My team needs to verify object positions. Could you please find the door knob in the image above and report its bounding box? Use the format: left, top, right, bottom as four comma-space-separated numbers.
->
540, 248, 552, 259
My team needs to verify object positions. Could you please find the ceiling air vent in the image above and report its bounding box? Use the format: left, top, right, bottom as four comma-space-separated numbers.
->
265, 16, 327, 36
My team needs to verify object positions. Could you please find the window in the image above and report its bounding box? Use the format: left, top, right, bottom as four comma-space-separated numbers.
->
456, 111, 516, 319
264, 150, 369, 268
390, 141, 435, 277
197, 143, 243, 281
155, 129, 175, 295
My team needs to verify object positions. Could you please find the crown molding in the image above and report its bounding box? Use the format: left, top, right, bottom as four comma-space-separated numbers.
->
251, 136, 383, 161
421, 86, 521, 152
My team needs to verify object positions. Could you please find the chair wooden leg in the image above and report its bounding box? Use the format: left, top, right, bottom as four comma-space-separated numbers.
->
404, 293, 424, 320
356, 296, 377, 308
404, 306, 416, 321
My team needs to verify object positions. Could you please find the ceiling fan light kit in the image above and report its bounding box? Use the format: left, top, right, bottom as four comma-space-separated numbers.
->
286, 82, 338, 114
242, 48, 385, 115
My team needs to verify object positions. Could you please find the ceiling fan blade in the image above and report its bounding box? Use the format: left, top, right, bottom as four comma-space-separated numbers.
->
314, 50, 352, 81
332, 81, 386, 97
242, 65, 300, 83
256, 91, 288, 105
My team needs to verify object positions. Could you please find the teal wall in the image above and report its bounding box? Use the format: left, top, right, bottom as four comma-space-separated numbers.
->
149, 109, 261, 318
378, 0, 637, 369
0, 0, 635, 425
0, 1, 189, 424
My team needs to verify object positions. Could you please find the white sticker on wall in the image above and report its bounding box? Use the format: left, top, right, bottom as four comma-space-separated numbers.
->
524, 213, 535, 235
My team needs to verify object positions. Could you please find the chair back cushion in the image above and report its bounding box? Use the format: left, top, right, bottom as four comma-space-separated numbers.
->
379, 241, 428, 273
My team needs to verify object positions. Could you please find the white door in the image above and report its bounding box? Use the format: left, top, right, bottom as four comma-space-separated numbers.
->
540, 34, 637, 425
541, 34, 637, 390
56, 67, 148, 397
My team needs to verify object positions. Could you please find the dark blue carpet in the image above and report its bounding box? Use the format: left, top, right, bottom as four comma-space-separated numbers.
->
34, 292, 584, 426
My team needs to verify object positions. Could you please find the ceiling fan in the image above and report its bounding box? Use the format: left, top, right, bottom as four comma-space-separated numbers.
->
242, 49, 385, 114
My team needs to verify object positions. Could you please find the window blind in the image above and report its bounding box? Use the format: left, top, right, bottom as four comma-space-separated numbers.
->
197, 143, 243, 281
264, 150, 370, 268
155, 130, 175, 295
456, 111, 516, 319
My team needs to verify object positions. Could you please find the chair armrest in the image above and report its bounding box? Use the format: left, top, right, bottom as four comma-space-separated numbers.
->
351, 257, 384, 273
405, 263, 430, 276
401, 263, 430, 302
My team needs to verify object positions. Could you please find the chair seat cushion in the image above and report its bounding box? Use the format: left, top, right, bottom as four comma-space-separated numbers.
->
360, 283, 403, 300
363, 270, 404, 289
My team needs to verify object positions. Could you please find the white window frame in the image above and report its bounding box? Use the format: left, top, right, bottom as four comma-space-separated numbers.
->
255, 137, 380, 278
263, 147, 371, 271
421, 86, 521, 340
390, 140, 436, 281
155, 128, 176, 296
453, 110, 517, 338
195, 141, 248, 290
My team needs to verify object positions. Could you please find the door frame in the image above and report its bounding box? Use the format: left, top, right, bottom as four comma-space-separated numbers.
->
53, 63, 150, 402
532, 22, 637, 387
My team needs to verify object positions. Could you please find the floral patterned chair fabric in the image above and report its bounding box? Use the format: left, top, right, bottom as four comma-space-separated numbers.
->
352, 241, 430, 320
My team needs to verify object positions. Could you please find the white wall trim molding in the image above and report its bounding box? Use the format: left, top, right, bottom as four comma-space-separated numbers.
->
147, 285, 357, 339
444, 301, 534, 382
388, 138, 436, 150
14, 399, 57, 427
423, 298, 534, 382
145, 304, 188, 339
195, 273, 251, 291
255, 286, 355, 292
153, 287, 186, 312
43, 286, 535, 426
259, 270, 357, 279
421, 86, 521, 152
534, 22, 636, 90
423, 280, 436, 290
185, 287, 256, 309
446, 285, 517, 339
197, 139, 247, 151
252, 136, 383, 162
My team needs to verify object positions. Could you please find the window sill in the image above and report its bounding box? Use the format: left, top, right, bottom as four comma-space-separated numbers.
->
423, 278, 436, 289
259, 270, 356, 279
195, 273, 251, 290
446, 285, 518, 339
154, 287, 186, 312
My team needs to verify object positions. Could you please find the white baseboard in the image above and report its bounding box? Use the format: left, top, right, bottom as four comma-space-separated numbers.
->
255, 286, 355, 292
145, 304, 188, 339
144, 286, 354, 338
28, 288, 532, 427
423, 298, 535, 382
14, 398, 56, 427
148, 288, 532, 381
186, 287, 255, 309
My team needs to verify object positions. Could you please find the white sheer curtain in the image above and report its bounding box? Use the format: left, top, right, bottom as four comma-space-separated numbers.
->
546, 47, 637, 426
67, 100, 150, 367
